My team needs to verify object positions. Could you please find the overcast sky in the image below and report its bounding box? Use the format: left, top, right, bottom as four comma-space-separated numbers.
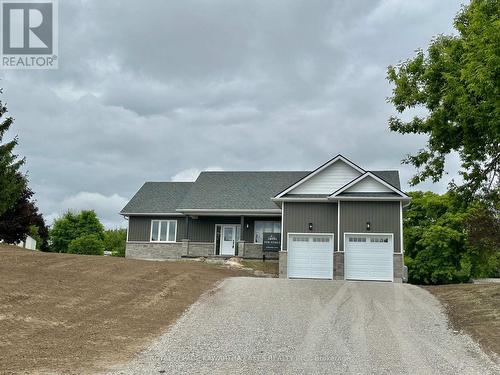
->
2, 0, 464, 228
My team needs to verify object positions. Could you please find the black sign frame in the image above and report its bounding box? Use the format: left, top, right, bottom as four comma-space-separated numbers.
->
262, 232, 281, 252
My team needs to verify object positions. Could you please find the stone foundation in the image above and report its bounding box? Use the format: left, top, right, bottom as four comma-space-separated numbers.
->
237, 241, 279, 260
334, 252, 344, 280
125, 242, 184, 260
126, 241, 282, 260
393, 253, 403, 282
185, 242, 214, 257
279, 251, 287, 278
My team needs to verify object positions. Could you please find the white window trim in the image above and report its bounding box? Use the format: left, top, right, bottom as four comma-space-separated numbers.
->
150, 219, 177, 243
280, 202, 285, 251
400, 201, 404, 254
337, 200, 340, 252
254, 220, 281, 244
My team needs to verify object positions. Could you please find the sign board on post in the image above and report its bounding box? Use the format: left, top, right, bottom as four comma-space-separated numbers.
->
262, 232, 280, 252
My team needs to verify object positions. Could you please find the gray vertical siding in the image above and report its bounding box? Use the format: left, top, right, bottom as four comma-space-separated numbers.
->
283, 202, 338, 250
128, 215, 282, 244
128, 216, 186, 242
188, 216, 240, 242
241, 216, 281, 243
339, 201, 400, 252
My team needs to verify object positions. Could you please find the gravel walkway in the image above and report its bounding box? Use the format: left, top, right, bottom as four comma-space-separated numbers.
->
108, 278, 499, 375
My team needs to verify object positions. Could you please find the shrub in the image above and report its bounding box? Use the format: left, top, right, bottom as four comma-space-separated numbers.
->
104, 228, 126, 257
67, 234, 104, 256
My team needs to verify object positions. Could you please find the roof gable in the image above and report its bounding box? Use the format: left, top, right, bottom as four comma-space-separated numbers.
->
343, 175, 393, 193
274, 155, 364, 198
329, 172, 409, 199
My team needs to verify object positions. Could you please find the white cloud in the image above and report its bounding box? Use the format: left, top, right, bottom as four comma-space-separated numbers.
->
46, 192, 128, 229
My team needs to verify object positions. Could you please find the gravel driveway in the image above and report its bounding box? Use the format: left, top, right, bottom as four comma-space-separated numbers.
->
108, 278, 499, 375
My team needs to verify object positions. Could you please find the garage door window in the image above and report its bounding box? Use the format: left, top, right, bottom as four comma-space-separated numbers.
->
370, 237, 389, 243
292, 236, 309, 242
313, 237, 330, 243
348, 237, 366, 242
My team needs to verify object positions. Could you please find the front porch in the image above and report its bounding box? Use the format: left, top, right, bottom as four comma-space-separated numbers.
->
125, 215, 282, 261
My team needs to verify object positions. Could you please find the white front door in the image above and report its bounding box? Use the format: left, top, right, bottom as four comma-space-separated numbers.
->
221, 225, 236, 255
344, 233, 394, 281
287, 233, 334, 279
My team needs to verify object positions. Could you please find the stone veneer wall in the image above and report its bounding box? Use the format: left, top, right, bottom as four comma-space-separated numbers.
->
185, 242, 214, 257
238, 241, 279, 260
334, 252, 344, 280
393, 253, 403, 282
126, 241, 281, 260
125, 242, 184, 260
279, 251, 287, 278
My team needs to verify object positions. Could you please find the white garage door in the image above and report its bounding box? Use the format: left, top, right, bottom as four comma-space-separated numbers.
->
345, 234, 393, 282
288, 234, 334, 279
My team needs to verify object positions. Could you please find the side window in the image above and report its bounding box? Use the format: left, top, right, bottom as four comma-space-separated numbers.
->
151, 220, 177, 242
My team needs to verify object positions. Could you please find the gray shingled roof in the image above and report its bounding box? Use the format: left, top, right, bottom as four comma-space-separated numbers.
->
177, 171, 309, 210
370, 171, 401, 189
120, 182, 193, 214
121, 169, 402, 214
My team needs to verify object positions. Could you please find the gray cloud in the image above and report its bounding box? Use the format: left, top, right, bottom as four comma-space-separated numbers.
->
1, 0, 463, 227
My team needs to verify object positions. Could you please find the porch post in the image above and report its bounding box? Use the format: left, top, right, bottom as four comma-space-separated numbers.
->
238, 215, 245, 257
184, 216, 189, 240
240, 215, 244, 238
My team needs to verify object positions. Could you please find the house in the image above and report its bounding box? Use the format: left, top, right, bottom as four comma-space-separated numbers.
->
16, 235, 37, 250
120, 155, 410, 282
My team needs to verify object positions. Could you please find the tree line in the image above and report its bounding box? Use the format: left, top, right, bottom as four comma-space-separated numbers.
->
388, 0, 499, 283
0, 93, 125, 255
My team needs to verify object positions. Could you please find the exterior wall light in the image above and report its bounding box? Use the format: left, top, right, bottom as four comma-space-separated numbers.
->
308, 223, 313, 231
366, 221, 371, 231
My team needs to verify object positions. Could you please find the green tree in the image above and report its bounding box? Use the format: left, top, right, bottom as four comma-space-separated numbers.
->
0, 89, 25, 216
464, 204, 500, 277
50, 210, 105, 253
387, 0, 500, 199
104, 228, 126, 257
0, 173, 48, 248
404, 191, 499, 284
68, 234, 104, 256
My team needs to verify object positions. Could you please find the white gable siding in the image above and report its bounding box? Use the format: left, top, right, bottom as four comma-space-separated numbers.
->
291, 161, 362, 194
344, 176, 393, 193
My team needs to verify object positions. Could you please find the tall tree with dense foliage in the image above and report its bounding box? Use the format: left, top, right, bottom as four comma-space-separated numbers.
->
464, 205, 500, 277
0, 89, 25, 216
387, 0, 499, 199
0, 174, 49, 248
50, 210, 105, 253
404, 191, 499, 284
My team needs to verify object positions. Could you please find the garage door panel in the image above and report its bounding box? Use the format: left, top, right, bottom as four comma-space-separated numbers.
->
288, 234, 334, 279
345, 234, 393, 282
